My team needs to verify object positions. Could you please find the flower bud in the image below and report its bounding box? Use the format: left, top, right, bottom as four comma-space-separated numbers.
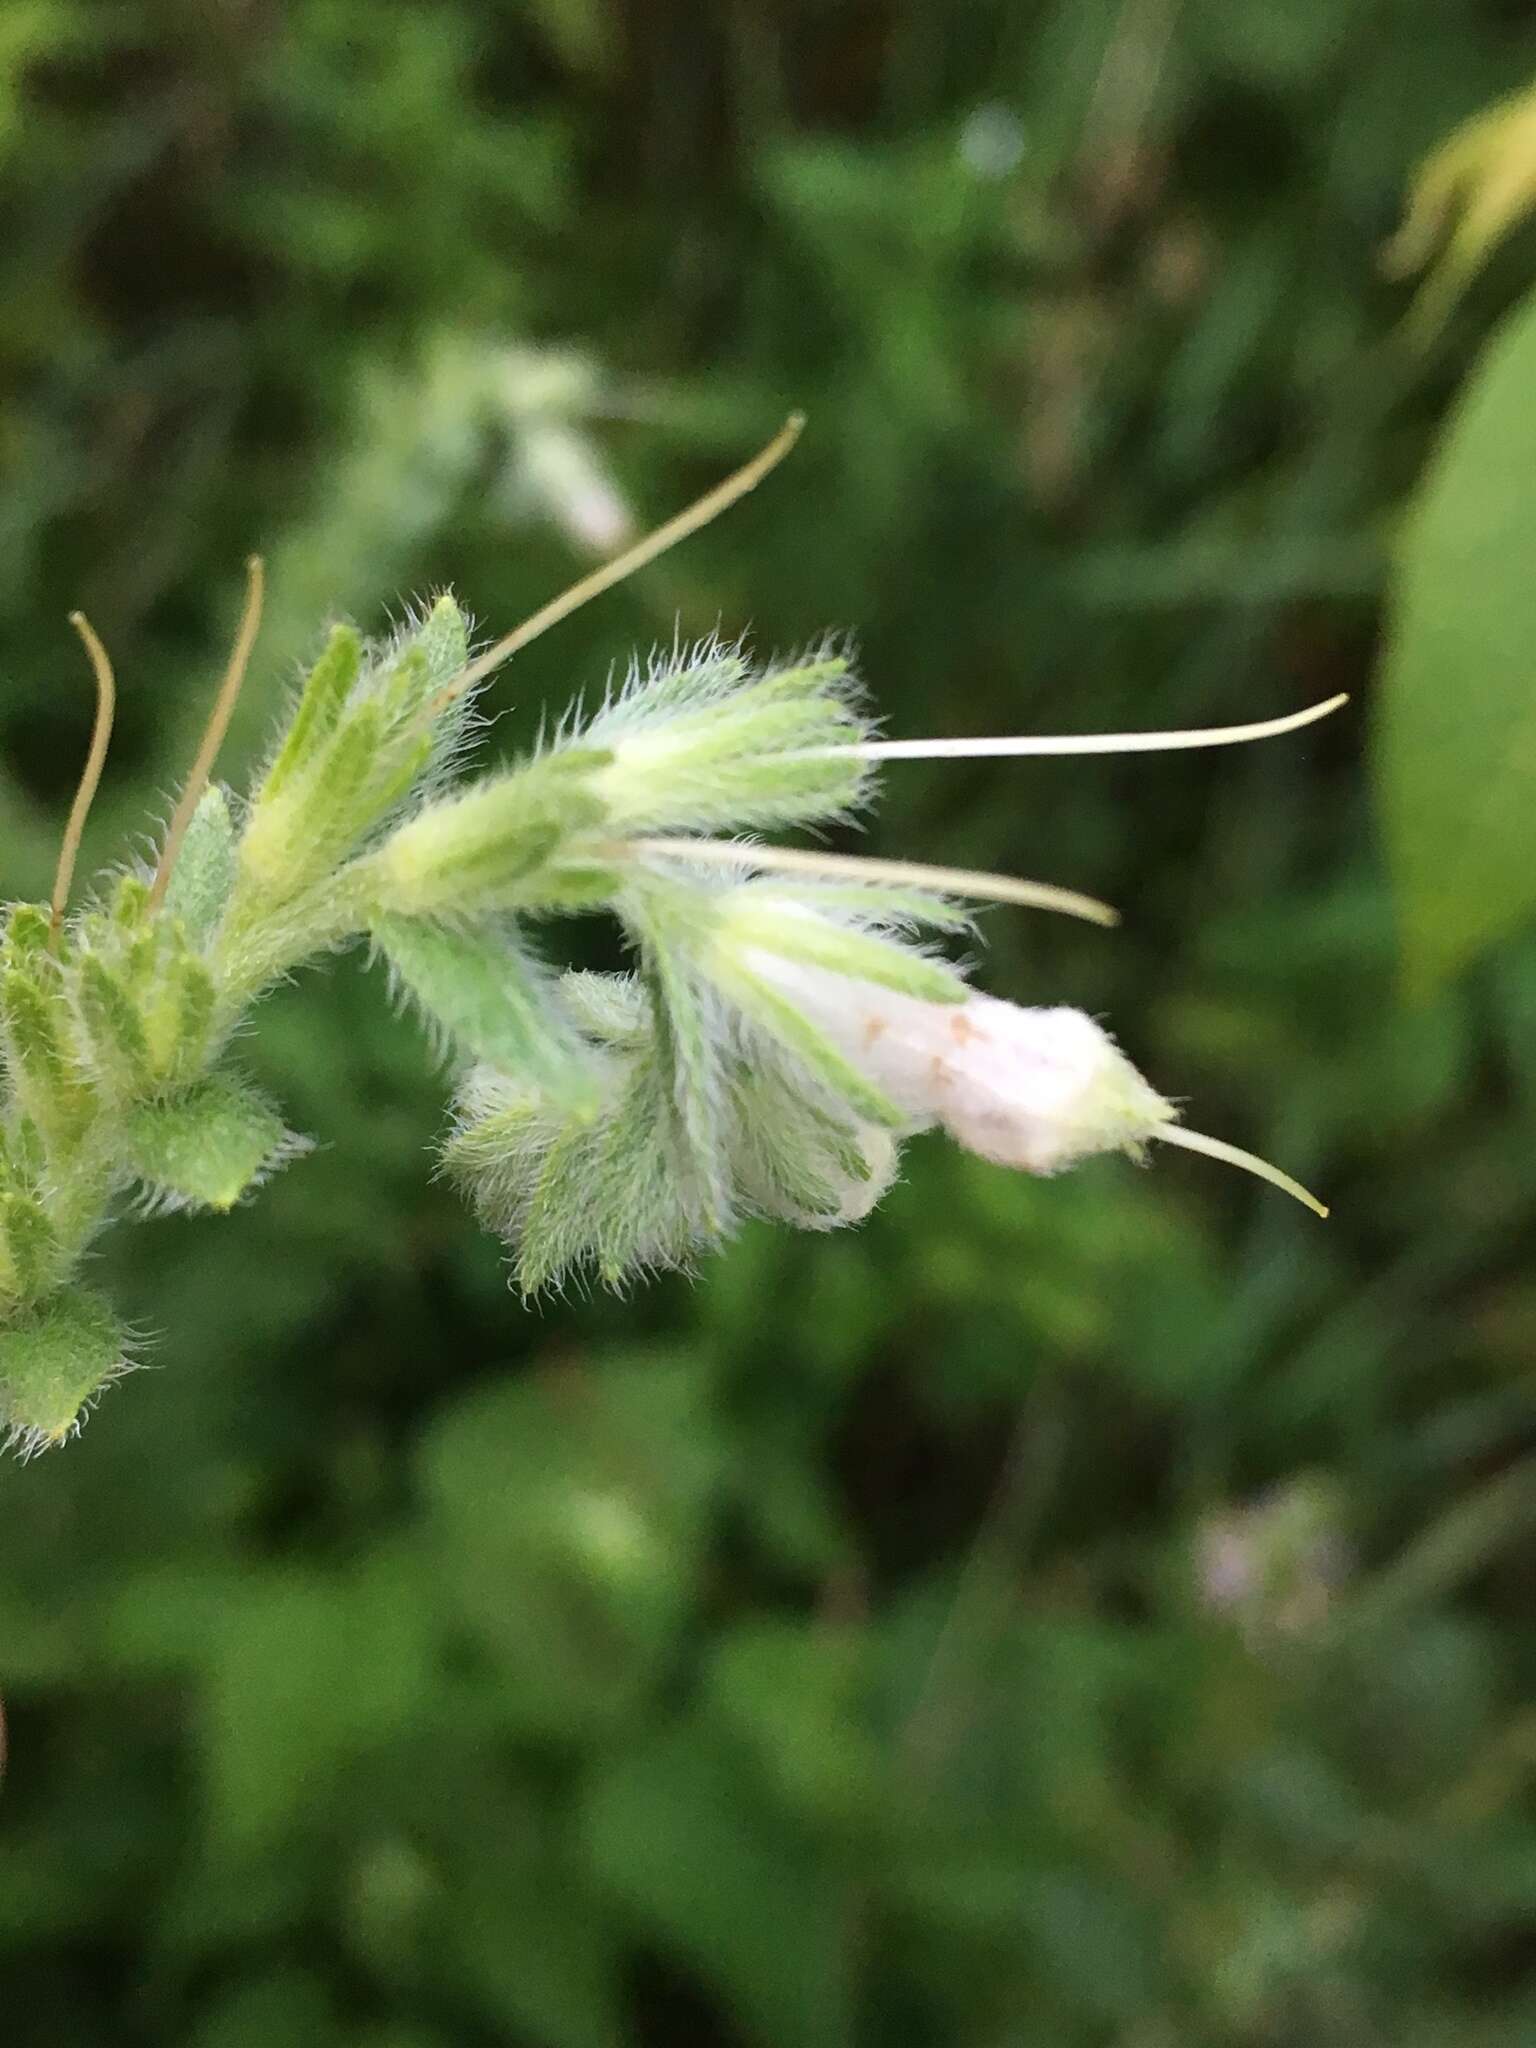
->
446, 1040, 707, 1294
3, 903, 50, 957
0, 960, 95, 1149
237, 597, 471, 902
372, 751, 613, 917
0, 1191, 59, 1304
76, 952, 153, 1097
582, 643, 873, 834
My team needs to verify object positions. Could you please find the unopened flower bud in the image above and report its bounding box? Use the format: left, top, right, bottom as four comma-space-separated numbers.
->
584, 642, 873, 834
372, 751, 613, 917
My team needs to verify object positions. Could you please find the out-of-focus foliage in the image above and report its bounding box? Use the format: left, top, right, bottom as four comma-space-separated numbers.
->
1375, 64, 1536, 995
4, 4, 1536, 2045
1378, 285, 1536, 994
1384, 71, 1536, 341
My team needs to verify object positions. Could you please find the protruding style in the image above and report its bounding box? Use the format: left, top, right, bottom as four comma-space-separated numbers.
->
49, 613, 118, 949
429, 414, 805, 713
1155, 1122, 1329, 1218
151, 555, 266, 911
822, 692, 1349, 762
629, 835, 1120, 927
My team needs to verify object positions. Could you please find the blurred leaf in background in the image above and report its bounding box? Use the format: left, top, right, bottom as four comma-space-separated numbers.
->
1377, 283, 1536, 994
1384, 71, 1536, 343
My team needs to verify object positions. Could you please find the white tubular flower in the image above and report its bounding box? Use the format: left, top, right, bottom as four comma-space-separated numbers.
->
730, 931, 1327, 1214
740, 951, 1170, 1175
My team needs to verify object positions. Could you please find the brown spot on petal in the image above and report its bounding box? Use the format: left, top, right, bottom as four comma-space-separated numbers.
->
949, 1011, 984, 1046
862, 1014, 887, 1048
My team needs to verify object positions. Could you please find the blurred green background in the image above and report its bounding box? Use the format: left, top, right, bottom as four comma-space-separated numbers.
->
5, 4, 1536, 2043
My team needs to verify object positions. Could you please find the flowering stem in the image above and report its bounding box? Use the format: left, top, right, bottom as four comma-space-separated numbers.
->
214, 863, 379, 1009
1, 416, 1339, 1455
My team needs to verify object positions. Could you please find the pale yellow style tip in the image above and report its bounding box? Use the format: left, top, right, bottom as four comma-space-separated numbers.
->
1157, 1123, 1329, 1219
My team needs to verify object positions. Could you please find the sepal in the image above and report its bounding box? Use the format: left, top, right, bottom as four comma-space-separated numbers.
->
161, 785, 237, 946
0, 1288, 133, 1457
443, 979, 723, 1293
125, 1074, 307, 1213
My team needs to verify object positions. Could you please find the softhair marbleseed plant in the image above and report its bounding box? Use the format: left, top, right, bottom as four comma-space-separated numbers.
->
0, 419, 1343, 1456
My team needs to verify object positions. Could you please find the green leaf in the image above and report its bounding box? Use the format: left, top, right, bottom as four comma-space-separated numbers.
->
126, 1074, 301, 1212
1379, 284, 1536, 991
202, 1554, 432, 1849
418, 1359, 717, 1737
705, 1619, 880, 1826
443, 1831, 623, 2048
582, 1725, 853, 2048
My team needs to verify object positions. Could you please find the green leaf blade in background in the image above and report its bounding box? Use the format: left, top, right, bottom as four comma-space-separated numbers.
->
1378, 282, 1536, 992
582, 1726, 854, 2048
